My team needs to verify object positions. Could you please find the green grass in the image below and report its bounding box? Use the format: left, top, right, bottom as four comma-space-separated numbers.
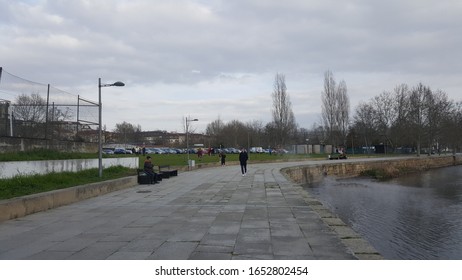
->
0, 166, 135, 200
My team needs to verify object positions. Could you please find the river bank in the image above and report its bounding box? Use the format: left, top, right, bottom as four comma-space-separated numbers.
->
281, 155, 462, 185
305, 165, 462, 259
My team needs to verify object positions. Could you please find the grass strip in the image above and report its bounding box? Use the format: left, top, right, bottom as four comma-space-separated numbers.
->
0, 166, 135, 200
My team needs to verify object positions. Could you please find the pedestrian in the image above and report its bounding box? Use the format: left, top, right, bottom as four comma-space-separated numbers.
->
239, 148, 248, 176
219, 151, 226, 166
143, 155, 157, 184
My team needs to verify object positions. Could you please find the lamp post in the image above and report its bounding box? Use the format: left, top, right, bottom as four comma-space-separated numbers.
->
98, 78, 125, 178
185, 116, 198, 170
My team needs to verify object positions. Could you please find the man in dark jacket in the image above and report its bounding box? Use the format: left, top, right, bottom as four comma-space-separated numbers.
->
239, 148, 248, 176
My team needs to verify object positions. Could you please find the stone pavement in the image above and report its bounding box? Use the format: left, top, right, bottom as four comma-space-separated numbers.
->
0, 160, 379, 260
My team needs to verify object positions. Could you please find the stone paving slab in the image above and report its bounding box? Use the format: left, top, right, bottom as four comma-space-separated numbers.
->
0, 160, 381, 260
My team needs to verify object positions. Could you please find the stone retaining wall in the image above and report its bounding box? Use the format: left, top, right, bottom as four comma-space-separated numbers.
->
0, 157, 139, 179
282, 155, 462, 185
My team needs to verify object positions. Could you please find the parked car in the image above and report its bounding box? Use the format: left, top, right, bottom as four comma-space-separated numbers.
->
186, 148, 197, 154
102, 149, 114, 154
144, 148, 154, 154
163, 148, 178, 154
228, 148, 240, 154
113, 148, 127, 154
151, 148, 164, 154
250, 147, 263, 153
328, 153, 347, 160
173, 148, 184, 154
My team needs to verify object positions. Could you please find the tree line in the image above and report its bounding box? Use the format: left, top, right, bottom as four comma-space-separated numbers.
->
204, 71, 462, 155
351, 83, 462, 155
8, 71, 462, 154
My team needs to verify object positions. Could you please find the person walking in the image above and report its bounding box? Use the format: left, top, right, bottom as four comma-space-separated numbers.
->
239, 148, 248, 176
219, 150, 226, 166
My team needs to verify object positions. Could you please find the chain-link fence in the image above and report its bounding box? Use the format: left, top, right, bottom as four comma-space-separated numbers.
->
0, 67, 99, 143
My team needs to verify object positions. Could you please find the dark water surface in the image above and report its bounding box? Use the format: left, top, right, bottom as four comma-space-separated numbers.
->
305, 165, 462, 259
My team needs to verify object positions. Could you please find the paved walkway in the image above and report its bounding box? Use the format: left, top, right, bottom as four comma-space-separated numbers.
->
0, 160, 376, 260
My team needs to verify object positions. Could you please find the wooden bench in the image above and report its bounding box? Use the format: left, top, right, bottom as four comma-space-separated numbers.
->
137, 169, 162, 184
157, 165, 178, 179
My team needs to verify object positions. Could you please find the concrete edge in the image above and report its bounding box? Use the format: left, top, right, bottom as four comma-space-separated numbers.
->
280, 166, 385, 260
307, 201, 384, 260
0, 176, 138, 223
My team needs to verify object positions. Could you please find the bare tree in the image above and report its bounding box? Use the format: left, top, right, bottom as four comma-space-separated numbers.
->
425, 89, 452, 155
271, 73, 296, 147
14, 93, 47, 122
264, 121, 278, 148
336, 80, 350, 147
246, 119, 265, 147
321, 70, 350, 147
204, 117, 267, 149
407, 83, 432, 156
309, 122, 328, 145
205, 116, 224, 136
389, 84, 410, 148
227, 119, 247, 148
13, 93, 47, 138
371, 91, 397, 149
353, 102, 376, 153
441, 101, 462, 154
321, 70, 337, 145
114, 121, 142, 144
205, 116, 224, 147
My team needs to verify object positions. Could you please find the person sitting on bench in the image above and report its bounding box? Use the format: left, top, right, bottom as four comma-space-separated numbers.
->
144, 156, 157, 184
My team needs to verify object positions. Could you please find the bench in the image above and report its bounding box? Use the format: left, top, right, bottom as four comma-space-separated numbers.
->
157, 165, 178, 179
137, 169, 162, 184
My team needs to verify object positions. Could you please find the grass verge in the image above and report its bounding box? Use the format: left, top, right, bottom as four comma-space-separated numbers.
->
0, 166, 135, 200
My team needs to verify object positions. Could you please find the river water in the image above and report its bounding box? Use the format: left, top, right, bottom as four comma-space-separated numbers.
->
304, 165, 462, 259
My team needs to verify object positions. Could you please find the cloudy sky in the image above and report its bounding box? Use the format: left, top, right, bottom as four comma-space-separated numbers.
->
1, 0, 461, 133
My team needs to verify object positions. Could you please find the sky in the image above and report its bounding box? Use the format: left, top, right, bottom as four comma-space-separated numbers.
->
1, 0, 461, 133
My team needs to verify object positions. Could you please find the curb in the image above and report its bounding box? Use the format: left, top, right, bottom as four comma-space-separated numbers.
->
302, 194, 384, 260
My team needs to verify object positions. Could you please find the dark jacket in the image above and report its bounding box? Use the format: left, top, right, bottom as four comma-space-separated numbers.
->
239, 151, 248, 163
144, 159, 154, 173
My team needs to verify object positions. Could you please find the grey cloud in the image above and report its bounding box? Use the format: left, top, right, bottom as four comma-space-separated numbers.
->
1, 0, 461, 132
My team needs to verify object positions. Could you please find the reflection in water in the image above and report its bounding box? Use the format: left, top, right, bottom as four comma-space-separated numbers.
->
305, 166, 462, 259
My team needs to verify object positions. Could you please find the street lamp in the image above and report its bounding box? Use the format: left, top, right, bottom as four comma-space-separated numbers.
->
98, 78, 125, 178
185, 116, 198, 170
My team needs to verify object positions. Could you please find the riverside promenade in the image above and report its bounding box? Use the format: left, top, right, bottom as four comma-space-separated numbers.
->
0, 159, 381, 260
